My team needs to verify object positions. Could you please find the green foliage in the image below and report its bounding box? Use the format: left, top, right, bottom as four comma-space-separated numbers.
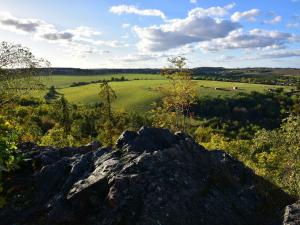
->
197, 115, 300, 198
194, 126, 214, 143
0, 116, 19, 172
54, 96, 72, 132
251, 115, 300, 197
0, 115, 21, 207
193, 91, 299, 138
151, 56, 197, 132
40, 124, 76, 147
98, 81, 117, 146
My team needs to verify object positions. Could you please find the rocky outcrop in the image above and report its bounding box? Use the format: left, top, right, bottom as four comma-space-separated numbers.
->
0, 127, 294, 225
283, 201, 300, 225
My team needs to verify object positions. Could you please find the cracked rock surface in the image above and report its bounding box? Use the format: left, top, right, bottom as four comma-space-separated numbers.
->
0, 127, 294, 225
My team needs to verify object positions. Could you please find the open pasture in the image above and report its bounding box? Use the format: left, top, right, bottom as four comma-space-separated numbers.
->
44, 74, 290, 112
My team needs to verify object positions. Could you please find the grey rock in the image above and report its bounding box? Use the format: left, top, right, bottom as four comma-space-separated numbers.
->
283, 201, 300, 225
0, 127, 294, 225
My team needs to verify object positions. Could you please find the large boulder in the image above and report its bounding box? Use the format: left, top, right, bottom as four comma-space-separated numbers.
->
0, 127, 294, 225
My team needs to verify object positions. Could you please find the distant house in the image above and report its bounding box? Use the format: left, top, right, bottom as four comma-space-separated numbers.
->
233, 87, 238, 90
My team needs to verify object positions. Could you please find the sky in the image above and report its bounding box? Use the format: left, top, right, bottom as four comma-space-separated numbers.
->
0, 0, 299, 68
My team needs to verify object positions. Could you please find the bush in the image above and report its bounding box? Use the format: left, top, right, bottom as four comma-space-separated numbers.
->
40, 124, 76, 147
0, 115, 21, 207
0, 116, 20, 172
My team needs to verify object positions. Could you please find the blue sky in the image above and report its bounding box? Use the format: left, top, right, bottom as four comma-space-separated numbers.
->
0, 0, 299, 68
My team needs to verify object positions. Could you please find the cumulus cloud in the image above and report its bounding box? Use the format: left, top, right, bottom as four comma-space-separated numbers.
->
0, 11, 100, 42
0, 11, 55, 35
190, 0, 197, 3
231, 9, 260, 22
133, 5, 240, 52
0, 11, 125, 58
188, 3, 235, 18
197, 29, 296, 51
110, 5, 166, 19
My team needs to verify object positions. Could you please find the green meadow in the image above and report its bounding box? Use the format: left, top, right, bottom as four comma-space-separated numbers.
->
41, 74, 290, 112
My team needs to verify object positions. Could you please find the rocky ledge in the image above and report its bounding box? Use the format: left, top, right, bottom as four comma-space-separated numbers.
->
0, 127, 295, 225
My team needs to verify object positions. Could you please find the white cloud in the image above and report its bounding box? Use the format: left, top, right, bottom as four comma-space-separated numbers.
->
122, 23, 131, 28
214, 55, 236, 62
0, 11, 56, 35
261, 49, 300, 58
0, 11, 125, 58
110, 5, 166, 20
286, 22, 299, 28
67, 26, 101, 38
0, 11, 103, 42
264, 14, 282, 25
190, 0, 197, 4
231, 9, 260, 22
114, 54, 159, 62
188, 3, 235, 18
93, 40, 125, 48
197, 29, 297, 51
213, 49, 300, 62
133, 5, 239, 52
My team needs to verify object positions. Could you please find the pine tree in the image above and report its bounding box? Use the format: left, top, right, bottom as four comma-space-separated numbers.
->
98, 81, 117, 146
55, 96, 71, 133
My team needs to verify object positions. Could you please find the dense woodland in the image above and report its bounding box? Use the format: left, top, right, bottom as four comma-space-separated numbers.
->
0, 42, 300, 207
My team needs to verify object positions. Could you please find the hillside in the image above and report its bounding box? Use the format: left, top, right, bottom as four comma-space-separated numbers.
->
0, 127, 296, 225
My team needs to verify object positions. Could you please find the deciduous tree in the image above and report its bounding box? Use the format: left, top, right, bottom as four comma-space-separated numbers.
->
0, 41, 50, 105
152, 56, 197, 132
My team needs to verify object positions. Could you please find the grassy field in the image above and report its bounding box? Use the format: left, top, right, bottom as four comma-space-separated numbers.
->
40, 74, 291, 112
45, 74, 162, 88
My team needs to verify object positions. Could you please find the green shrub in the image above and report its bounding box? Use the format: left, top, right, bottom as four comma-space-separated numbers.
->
0, 115, 21, 207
